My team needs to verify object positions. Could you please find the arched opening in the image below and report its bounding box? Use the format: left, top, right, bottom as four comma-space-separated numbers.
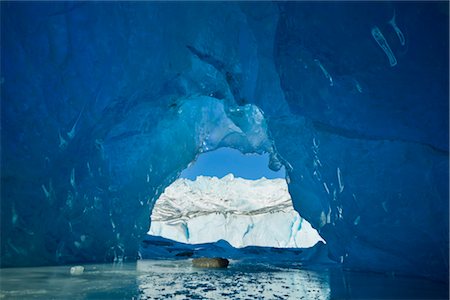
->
146, 147, 324, 250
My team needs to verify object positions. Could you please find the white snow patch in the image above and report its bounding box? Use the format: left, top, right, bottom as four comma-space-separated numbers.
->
149, 175, 325, 248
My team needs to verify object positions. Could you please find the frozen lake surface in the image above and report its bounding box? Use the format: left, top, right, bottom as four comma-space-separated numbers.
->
0, 260, 447, 299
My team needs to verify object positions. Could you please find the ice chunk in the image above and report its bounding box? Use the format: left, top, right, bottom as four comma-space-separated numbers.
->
69, 266, 84, 275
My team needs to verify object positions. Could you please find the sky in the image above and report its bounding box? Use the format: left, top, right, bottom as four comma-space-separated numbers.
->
180, 147, 285, 180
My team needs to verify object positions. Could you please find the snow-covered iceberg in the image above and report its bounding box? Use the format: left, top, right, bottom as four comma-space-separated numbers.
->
149, 175, 324, 248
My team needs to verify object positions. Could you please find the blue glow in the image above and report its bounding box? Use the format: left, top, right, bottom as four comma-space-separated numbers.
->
1, 1, 448, 285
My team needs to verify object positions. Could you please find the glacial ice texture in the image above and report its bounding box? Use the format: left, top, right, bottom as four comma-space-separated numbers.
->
149, 175, 324, 248
1, 1, 448, 282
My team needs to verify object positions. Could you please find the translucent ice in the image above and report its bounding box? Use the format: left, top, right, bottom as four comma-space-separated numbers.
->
1, 1, 448, 282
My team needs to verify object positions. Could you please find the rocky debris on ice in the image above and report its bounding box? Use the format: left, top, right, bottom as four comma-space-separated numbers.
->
192, 257, 229, 268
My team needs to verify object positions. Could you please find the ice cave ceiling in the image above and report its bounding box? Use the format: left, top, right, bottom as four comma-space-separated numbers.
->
1, 1, 448, 281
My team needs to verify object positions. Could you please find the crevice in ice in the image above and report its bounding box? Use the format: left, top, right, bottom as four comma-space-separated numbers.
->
242, 223, 254, 239
312, 120, 449, 155
186, 45, 244, 105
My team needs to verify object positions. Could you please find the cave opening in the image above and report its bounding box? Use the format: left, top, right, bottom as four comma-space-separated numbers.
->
146, 147, 324, 250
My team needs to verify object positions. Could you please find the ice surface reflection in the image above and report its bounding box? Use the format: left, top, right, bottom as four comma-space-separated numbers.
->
137, 260, 330, 299
0, 261, 447, 299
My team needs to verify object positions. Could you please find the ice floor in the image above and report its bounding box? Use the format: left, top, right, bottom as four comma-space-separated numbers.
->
0, 260, 447, 299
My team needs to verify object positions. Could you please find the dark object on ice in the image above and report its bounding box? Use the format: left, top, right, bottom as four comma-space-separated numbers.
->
192, 257, 229, 268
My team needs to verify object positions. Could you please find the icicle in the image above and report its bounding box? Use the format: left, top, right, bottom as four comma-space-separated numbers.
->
314, 59, 334, 86
320, 211, 327, 227
388, 10, 406, 46
338, 206, 343, 219
41, 184, 50, 198
313, 156, 322, 168
87, 162, 93, 177
11, 202, 18, 226
67, 101, 87, 140
66, 192, 74, 209
67, 122, 77, 140
371, 26, 397, 67
353, 79, 363, 93
313, 137, 320, 149
382, 201, 388, 212
326, 208, 332, 224
58, 131, 68, 149
337, 167, 344, 193
110, 210, 116, 230
313, 170, 322, 182
8, 239, 25, 255
323, 182, 330, 195
70, 168, 76, 189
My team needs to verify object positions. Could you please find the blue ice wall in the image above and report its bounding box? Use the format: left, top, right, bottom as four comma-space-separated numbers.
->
273, 2, 449, 280
1, 2, 448, 280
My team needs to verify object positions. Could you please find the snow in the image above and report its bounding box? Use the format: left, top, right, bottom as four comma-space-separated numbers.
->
149, 175, 325, 248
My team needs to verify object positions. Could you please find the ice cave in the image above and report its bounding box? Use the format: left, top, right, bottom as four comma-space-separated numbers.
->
1, 1, 448, 299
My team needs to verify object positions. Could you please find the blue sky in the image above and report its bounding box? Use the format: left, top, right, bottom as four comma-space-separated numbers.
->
180, 147, 285, 180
